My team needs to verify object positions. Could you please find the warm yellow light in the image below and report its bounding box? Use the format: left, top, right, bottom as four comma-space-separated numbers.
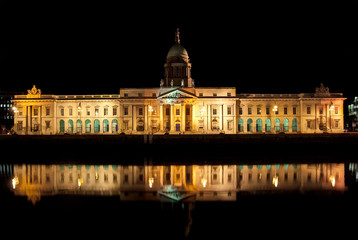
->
148, 177, 154, 188
200, 106, 206, 115
201, 178, 207, 188
148, 106, 153, 112
78, 178, 83, 187
12, 177, 19, 189
272, 105, 278, 112
329, 176, 335, 187
272, 176, 278, 187
95, 172, 99, 180
12, 107, 18, 113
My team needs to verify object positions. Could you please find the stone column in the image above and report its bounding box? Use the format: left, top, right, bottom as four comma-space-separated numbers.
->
170, 104, 174, 132
220, 104, 223, 130
207, 105, 211, 131
144, 105, 148, 132
181, 103, 185, 132
191, 104, 195, 131
133, 105, 137, 132
160, 105, 163, 131
29, 105, 32, 133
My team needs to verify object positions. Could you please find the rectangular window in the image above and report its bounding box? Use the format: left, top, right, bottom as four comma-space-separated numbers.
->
176, 109, 180, 115
319, 107, 323, 114
239, 107, 243, 115
199, 93, 203, 97
113, 107, 117, 116
33, 108, 38, 116
86, 108, 90, 116
213, 93, 217, 97
213, 108, 217, 115
227, 92, 231, 97
266, 107, 269, 115
335, 120, 339, 128
45, 121, 50, 129
17, 121, 23, 130
284, 107, 287, 115
123, 93, 128, 97
124, 107, 128, 115
139, 107, 143, 116
69, 108, 73, 116
18, 107, 23, 116
138, 93, 143, 97
335, 106, 338, 114
307, 106, 311, 114
152, 93, 156, 97
293, 107, 296, 115
227, 106, 231, 115
165, 107, 170, 115
46, 107, 50, 116
228, 120, 233, 130
257, 107, 261, 115
307, 120, 311, 128
123, 120, 128, 130
186, 107, 190, 115
95, 108, 99, 116
104, 108, 108, 116
248, 107, 252, 115
61, 108, 64, 116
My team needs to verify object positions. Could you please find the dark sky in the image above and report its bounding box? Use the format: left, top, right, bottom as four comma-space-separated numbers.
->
1, 1, 357, 103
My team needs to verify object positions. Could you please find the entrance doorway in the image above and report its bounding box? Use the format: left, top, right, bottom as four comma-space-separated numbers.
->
176, 124, 180, 131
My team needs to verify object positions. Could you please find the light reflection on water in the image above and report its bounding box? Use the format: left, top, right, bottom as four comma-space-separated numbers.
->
2, 162, 358, 239
7, 163, 348, 204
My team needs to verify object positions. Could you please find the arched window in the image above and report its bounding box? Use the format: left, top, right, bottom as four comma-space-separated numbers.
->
94, 119, 100, 133
283, 118, 289, 132
68, 119, 73, 133
85, 119, 91, 133
292, 118, 297, 132
112, 119, 118, 133
247, 119, 253, 132
59, 120, 65, 133
76, 120, 82, 133
274, 119, 280, 132
238, 119, 244, 132
265, 119, 271, 132
103, 119, 109, 133
256, 119, 262, 132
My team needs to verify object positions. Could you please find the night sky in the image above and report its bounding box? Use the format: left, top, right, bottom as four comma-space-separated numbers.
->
1, 1, 357, 103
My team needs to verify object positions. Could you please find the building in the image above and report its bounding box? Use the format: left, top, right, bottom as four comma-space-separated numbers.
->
12, 29, 346, 135
0, 91, 16, 133
347, 97, 358, 131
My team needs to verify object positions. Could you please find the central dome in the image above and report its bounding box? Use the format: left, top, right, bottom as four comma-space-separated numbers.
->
167, 43, 188, 58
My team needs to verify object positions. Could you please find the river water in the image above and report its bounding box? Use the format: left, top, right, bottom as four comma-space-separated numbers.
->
1, 160, 358, 239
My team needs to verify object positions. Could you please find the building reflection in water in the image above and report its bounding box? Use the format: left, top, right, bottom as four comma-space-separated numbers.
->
11, 163, 345, 204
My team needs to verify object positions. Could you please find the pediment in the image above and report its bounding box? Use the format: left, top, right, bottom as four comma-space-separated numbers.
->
158, 88, 197, 99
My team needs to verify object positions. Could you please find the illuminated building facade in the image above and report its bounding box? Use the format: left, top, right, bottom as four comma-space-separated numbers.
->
12, 29, 345, 135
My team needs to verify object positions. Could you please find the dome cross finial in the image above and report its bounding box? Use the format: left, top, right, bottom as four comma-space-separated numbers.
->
175, 28, 180, 44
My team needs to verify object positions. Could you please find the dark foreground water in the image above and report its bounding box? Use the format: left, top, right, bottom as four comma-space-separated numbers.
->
1, 159, 358, 239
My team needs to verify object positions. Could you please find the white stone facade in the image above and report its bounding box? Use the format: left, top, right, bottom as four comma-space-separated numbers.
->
12, 30, 345, 135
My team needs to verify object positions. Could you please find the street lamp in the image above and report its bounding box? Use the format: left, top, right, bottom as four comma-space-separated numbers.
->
329, 102, 334, 132
272, 105, 278, 113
